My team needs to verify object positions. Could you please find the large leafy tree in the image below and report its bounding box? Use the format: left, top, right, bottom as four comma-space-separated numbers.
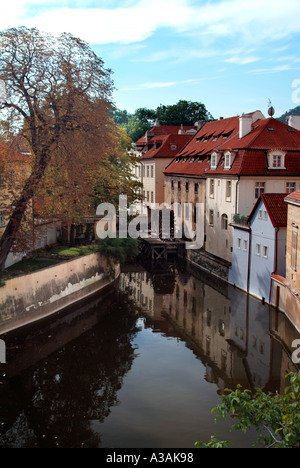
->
0, 26, 115, 270
156, 100, 213, 126
120, 100, 213, 142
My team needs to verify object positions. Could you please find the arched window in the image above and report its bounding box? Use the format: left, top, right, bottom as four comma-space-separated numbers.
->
221, 214, 228, 230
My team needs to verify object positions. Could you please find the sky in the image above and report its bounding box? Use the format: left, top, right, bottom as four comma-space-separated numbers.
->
1, 0, 300, 119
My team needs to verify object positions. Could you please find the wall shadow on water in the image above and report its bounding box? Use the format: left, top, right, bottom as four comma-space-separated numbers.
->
0, 259, 299, 448
121, 260, 300, 396
0, 288, 140, 448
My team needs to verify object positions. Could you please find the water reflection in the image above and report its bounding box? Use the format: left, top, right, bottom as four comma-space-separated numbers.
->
120, 262, 299, 395
0, 262, 299, 448
0, 289, 139, 448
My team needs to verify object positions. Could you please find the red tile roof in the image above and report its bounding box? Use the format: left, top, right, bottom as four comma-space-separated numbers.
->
285, 190, 300, 204
140, 133, 192, 159
164, 114, 300, 177
249, 193, 288, 227
135, 124, 196, 147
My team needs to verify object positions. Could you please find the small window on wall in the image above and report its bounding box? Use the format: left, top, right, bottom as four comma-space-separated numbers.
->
221, 214, 228, 230
226, 181, 232, 201
291, 226, 298, 270
255, 182, 265, 199
210, 179, 214, 198
286, 182, 296, 194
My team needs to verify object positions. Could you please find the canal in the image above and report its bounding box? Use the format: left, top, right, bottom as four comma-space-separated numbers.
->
0, 261, 299, 448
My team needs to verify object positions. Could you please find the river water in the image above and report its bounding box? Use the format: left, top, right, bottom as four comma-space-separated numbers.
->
0, 261, 299, 448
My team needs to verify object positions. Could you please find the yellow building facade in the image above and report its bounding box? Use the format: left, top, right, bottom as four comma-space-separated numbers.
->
271, 190, 300, 332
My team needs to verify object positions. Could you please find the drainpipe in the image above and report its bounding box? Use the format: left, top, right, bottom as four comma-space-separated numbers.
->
235, 176, 240, 215
269, 227, 279, 305
246, 221, 252, 295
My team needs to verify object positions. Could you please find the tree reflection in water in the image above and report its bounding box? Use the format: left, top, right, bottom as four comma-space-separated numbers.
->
0, 292, 139, 448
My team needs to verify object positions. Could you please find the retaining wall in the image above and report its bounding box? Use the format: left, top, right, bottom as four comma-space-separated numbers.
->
0, 252, 120, 334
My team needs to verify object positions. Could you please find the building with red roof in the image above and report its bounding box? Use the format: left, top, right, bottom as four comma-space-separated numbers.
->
164, 110, 300, 267
132, 121, 197, 208
271, 190, 300, 331
229, 193, 287, 303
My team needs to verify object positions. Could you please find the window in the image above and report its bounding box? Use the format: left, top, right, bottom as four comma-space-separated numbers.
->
221, 214, 228, 230
151, 192, 154, 203
237, 238, 241, 249
209, 210, 214, 226
256, 243, 261, 256
151, 165, 154, 178
267, 150, 286, 170
226, 181, 232, 201
147, 191, 149, 202
178, 181, 181, 191
243, 240, 248, 251
171, 180, 174, 190
210, 179, 214, 198
0, 210, 5, 227
255, 182, 265, 199
286, 182, 296, 194
186, 182, 189, 192
194, 183, 198, 194
263, 246, 268, 258
224, 152, 231, 169
272, 154, 282, 168
146, 166, 149, 178
291, 226, 298, 270
211, 153, 217, 169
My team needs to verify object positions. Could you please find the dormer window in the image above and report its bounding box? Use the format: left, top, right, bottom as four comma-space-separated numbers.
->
272, 154, 282, 168
211, 152, 220, 169
170, 144, 177, 150
224, 152, 231, 169
224, 151, 236, 170
267, 150, 286, 170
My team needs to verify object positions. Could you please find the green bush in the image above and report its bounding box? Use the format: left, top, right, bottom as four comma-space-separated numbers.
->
97, 237, 140, 264
195, 371, 300, 448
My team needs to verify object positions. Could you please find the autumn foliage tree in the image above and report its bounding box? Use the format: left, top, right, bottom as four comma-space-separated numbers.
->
0, 26, 132, 270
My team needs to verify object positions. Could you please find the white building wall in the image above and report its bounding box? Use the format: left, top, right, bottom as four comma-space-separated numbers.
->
238, 177, 300, 218
206, 177, 238, 262
228, 226, 250, 291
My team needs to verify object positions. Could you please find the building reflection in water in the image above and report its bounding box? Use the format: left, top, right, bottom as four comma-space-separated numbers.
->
120, 263, 299, 396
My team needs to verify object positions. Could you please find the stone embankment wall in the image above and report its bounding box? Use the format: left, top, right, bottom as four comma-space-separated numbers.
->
0, 253, 120, 334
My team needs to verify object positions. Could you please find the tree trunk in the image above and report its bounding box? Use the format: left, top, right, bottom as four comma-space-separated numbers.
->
0, 153, 50, 271
0, 194, 29, 271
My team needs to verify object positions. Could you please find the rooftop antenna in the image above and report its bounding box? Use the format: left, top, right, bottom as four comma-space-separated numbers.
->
268, 99, 275, 117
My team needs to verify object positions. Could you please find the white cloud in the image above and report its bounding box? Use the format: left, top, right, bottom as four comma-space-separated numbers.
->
119, 78, 204, 92
0, 0, 300, 46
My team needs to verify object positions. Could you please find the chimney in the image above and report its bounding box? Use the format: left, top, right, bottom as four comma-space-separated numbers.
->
194, 120, 205, 130
178, 124, 185, 134
239, 114, 253, 139
288, 115, 300, 131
